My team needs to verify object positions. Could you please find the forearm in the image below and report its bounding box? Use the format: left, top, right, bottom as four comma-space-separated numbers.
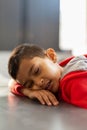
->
20, 88, 32, 97
21, 88, 59, 106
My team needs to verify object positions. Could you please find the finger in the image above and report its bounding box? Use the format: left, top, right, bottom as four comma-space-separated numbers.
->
35, 94, 45, 105
49, 95, 59, 106
40, 93, 52, 106
46, 91, 59, 106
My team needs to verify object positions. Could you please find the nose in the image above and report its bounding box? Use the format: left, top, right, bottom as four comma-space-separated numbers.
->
40, 78, 44, 85
34, 78, 44, 87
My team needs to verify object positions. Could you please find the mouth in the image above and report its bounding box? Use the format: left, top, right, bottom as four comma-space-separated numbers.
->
45, 80, 52, 90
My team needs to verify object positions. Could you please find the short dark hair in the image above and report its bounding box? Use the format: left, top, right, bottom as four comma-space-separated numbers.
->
8, 43, 45, 79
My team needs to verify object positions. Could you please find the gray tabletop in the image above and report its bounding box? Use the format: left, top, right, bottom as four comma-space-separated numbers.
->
0, 87, 87, 130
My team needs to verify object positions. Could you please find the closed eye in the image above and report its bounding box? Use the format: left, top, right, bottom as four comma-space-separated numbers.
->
34, 68, 40, 75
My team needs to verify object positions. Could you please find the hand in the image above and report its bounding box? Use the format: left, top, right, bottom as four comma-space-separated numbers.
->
27, 89, 59, 106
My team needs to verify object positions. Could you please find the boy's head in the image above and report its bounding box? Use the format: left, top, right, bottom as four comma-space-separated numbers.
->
8, 43, 45, 79
8, 43, 63, 93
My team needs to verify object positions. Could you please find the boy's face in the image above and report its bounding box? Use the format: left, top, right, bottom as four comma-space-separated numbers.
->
16, 48, 62, 93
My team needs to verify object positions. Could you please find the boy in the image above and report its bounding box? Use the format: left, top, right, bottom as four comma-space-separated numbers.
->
8, 43, 87, 109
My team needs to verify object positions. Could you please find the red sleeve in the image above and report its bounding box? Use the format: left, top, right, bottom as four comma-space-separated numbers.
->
60, 71, 87, 109
8, 80, 25, 96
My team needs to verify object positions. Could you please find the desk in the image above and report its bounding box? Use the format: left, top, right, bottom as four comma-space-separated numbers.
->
0, 88, 87, 130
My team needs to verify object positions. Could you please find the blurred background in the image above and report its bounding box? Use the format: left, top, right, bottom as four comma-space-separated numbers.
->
0, 0, 87, 85
0, 0, 59, 51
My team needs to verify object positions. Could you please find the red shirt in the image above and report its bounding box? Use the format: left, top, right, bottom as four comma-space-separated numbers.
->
59, 54, 87, 109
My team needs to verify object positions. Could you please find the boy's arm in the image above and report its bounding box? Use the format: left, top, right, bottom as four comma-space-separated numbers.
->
8, 79, 59, 106
21, 88, 59, 106
60, 71, 87, 109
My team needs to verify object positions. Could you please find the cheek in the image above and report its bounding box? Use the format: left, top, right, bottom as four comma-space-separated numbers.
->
47, 66, 59, 76
44, 69, 58, 78
42, 61, 59, 77
49, 69, 60, 82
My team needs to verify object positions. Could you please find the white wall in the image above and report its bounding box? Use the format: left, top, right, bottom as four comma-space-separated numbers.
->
59, 0, 87, 55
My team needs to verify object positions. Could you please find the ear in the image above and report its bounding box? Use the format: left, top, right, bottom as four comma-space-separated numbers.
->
45, 48, 58, 62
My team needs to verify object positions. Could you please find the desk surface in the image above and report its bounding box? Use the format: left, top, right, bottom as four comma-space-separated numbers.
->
0, 88, 87, 130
